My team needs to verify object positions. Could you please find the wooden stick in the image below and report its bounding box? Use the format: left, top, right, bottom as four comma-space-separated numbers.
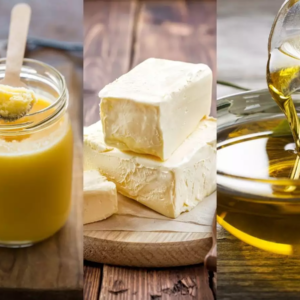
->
5, 3, 31, 82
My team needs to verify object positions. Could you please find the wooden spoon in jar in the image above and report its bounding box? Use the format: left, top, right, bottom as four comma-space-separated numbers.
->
0, 3, 36, 121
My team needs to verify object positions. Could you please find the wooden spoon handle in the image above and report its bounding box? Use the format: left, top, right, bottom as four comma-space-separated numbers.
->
204, 211, 217, 272
5, 3, 31, 81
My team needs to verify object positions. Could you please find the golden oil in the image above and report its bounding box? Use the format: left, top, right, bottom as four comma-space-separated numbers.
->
217, 37, 300, 254
267, 37, 300, 154
217, 118, 300, 255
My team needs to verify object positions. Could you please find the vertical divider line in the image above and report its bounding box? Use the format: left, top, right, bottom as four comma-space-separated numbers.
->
97, 264, 104, 300
209, 271, 217, 300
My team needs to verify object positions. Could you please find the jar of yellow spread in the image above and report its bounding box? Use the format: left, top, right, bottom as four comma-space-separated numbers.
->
0, 58, 73, 247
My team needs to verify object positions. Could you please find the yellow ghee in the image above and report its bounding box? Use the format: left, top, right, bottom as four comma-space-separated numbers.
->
0, 98, 73, 246
0, 84, 37, 120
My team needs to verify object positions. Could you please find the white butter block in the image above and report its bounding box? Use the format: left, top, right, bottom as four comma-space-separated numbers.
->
84, 170, 118, 224
99, 58, 212, 161
84, 118, 216, 218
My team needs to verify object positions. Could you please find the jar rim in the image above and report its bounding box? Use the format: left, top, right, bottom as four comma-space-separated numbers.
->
0, 58, 68, 134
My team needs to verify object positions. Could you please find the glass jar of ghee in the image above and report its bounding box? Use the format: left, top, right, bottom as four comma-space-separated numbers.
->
0, 58, 73, 247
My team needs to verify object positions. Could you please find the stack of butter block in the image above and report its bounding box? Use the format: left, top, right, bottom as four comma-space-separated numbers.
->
84, 58, 216, 224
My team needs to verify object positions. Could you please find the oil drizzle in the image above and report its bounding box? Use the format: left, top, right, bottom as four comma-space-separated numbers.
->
267, 37, 300, 181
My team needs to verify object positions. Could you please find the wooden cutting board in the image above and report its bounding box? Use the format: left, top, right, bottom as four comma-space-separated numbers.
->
84, 195, 214, 268
84, 231, 212, 268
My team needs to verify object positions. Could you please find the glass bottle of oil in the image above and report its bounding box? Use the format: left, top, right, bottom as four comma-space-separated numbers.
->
267, 37, 300, 152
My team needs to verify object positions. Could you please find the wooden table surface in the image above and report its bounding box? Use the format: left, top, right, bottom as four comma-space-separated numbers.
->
217, 1, 300, 299
0, 1, 83, 299
84, 1, 216, 299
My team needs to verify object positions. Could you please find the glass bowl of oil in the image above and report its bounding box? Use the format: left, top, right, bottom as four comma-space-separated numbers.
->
217, 89, 300, 255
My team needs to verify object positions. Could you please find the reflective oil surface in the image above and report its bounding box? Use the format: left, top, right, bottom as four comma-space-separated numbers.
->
218, 118, 300, 255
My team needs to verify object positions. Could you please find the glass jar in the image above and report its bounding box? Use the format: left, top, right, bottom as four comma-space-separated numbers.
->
0, 58, 73, 247
217, 89, 300, 255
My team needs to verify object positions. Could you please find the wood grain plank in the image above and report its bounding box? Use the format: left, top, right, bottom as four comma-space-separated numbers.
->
84, 0, 137, 126
218, 228, 300, 300
133, 0, 216, 116
0, 1, 83, 299
84, 231, 212, 268
99, 264, 213, 300
84, 261, 102, 300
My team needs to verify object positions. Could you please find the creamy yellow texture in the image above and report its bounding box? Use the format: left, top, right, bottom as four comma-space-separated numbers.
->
84, 170, 118, 224
84, 118, 216, 218
0, 84, 37, 119
0, 97, 73, 245
99, 58, 212, 161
